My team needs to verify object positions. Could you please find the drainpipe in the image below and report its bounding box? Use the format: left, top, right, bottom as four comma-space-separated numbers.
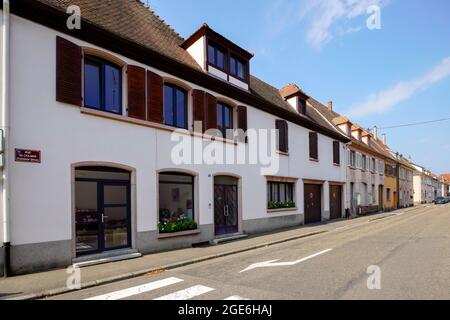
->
1, 0, 11, 277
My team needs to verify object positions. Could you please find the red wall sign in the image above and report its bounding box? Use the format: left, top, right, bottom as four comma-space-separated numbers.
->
15, 149, 41, 163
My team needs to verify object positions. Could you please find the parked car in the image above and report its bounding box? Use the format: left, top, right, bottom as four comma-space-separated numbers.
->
435, 197, 446, 204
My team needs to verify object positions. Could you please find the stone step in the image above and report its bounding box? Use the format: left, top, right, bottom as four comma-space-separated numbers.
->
210, 234, 248, 246
72, 248, 141, 268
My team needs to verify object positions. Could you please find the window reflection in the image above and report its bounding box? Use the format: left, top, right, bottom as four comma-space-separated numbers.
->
163, 84, 187, 129
84, 55, 122, 115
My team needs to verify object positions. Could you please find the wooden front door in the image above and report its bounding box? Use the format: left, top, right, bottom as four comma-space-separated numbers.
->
214, 177, 239, 236
304, 184, 322, 224
329, 185, 342, 220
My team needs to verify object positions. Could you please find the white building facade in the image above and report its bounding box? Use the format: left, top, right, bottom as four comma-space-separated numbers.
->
0, 1, 349, 275
413, 165, 434, 204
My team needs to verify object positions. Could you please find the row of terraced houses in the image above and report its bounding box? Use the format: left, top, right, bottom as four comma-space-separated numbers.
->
0, 0, 449, 276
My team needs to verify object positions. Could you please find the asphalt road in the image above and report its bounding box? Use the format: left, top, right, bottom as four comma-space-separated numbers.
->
47, 203, 450, 300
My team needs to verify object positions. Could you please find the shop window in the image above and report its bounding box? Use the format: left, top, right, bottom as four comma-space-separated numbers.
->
267, 181, 295, 209
158, 173, 196, 233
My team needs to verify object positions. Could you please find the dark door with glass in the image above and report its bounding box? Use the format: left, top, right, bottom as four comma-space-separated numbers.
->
214, 176, 238, 236
75, 167, 131, 256
304, 184, 322, 224
329, 185, 342, 220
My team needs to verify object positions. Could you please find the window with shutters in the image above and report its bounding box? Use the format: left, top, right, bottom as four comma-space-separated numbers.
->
84, 55, 122, 115
309, 132, 318, 160
386, 188, 392, 201
217, 102, 233, 138
349, 150, 356, 167
362, 155, 367, 171
333, 141, 340, 165
385, 164, 395, 176
276, 120, 289, 153
163, 84, 188, 129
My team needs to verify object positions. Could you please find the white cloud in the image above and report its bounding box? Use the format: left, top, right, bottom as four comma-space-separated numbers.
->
265, 0, 389, 49
300, 0, 389, 49
346, 57, 450, 118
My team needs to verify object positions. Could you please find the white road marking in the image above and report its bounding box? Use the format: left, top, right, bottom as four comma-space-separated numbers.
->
224, 295, 250, 300
240, 248, 333, 273
154, 285, 214, 300
85, 277, 184, 300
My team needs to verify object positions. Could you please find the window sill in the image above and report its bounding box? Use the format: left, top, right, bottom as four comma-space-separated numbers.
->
309, 158, 319, 162
277, 150, 289, 157
333, 163, 340, 167
157, 229, 201, 239
267, 207, 298, 213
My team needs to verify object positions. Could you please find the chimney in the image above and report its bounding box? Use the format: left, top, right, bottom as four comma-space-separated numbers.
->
373, 126, 378, 141
328, 101, 333, 111
382, 134, 386, 145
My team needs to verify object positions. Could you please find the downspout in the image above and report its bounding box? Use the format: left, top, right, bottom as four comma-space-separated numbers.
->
1, 0, 11, 277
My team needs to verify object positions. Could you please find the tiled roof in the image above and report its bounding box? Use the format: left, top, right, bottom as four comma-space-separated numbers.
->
34, 0, 343, 137
38, 0, 202, 70
307, 97, 396, 160
333, 116, 351, 125
250, 77, 336, 131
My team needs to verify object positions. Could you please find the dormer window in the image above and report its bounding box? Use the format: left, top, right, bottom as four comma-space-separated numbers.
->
298, 98, 306, 115
230, 55, 247, 81
207, 41, 227, 71
182, 25, 253, 90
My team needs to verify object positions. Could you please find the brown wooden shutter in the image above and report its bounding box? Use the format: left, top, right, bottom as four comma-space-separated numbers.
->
333, 141, 340, 165
282, 121, 289, 152
56, 36, 82, 106
237, 106, 248, 142
276, 120, 288, 153
127, 65, 146, 120
147, 70, 164, 123
192, 89, 206, 132
237, 106, 248, 132
309, 132, 318, 159
205, 93, 217, 131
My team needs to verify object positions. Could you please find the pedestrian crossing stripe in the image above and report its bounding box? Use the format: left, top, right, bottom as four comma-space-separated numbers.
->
85, 276, 249, 301
153, 285, 214, 300
224, 295, 250, 300
85, 277, 184, 300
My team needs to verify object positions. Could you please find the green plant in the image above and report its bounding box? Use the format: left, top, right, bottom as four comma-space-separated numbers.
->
158, 219, 198, 234
267, 201, 296, 210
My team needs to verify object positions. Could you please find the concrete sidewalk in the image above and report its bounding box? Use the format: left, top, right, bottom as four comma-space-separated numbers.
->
0, 205, 424, 300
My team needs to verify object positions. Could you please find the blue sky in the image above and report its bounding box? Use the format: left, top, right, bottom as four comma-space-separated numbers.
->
146, 0, 450, 173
